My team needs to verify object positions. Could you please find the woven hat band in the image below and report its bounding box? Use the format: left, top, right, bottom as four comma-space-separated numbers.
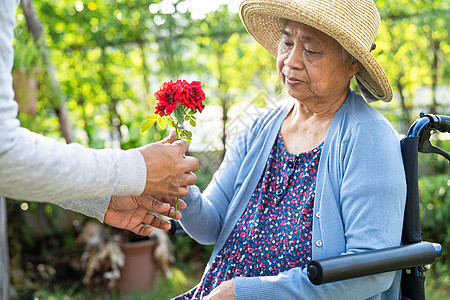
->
299, 0, 380, 51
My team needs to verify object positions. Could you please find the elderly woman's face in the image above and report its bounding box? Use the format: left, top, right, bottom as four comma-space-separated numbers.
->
277, 21, 359, 104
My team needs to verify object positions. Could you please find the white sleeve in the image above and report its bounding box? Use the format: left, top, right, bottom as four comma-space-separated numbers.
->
0, 0, 146, 222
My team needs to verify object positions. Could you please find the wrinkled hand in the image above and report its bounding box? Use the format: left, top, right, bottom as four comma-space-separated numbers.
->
104, 194, 186, 236
138, 129, 199, 197
204, 279, 235, 300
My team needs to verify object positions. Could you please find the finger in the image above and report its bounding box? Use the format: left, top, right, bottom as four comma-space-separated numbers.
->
172, 138, 190, 155
178, 172, 198, 187
171, 173, 197, 196
136, 224, 154, 236
149, 195, 187, 212
157, 195, 187, 209
175, 198, 187, 210
138, 195, 171, 213
166, 186, 190, 198
122, 209, 153, 235
126, 213, 155, 236
152, 195, 180, 206
182, 156, 200, 173
161, 129, 177, 144
159, 206, 183, 220
143, 212, 171, 230
203, 287, 219, 300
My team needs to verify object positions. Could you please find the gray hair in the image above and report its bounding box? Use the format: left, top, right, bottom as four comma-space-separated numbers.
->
341, 47, 359, 64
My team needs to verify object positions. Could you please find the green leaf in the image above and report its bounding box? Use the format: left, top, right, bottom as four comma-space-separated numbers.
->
140, 118, 157, 133
174, 107, 185, 125
157, 116, 167, 130
182, 133, 192, 143
146, 114, 158, 120
189, 119, 197, 127
188, 109, 196, 115
179, 129, 192, 143
167, 117, 175, 128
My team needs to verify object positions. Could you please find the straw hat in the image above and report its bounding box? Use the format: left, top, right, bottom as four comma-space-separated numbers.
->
239, 0, 393, 102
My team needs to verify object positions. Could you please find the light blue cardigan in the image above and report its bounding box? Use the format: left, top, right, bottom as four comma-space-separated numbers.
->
180, 90, 407, 299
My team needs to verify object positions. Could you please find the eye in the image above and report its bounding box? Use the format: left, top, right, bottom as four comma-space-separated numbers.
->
280, 35, 293, 47
281, 40, 293, 47
304, 48, 316, 55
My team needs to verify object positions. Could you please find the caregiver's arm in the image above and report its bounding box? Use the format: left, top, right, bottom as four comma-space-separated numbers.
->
0, 0, 197, 222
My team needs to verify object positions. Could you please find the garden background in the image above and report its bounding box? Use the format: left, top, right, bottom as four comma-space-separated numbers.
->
7, 0, 449, 299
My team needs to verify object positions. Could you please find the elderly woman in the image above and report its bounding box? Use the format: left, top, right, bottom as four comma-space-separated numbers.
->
175, 0, 406, 299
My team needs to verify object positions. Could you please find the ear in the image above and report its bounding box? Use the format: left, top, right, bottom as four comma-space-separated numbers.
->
349, 60, 361, 77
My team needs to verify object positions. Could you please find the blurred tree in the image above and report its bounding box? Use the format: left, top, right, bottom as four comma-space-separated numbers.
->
19, 0, 75, 142
8, 0, 450, 297
375, 0, 450, 132
189, 6, 278, 154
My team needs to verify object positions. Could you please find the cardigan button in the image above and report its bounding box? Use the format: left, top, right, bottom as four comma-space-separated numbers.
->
276, 188, 284, 196
287, 160, 295, 168
316, 240, 323, 247
316, 212, 321, 218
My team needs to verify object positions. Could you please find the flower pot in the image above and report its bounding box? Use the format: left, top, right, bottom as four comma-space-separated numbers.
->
12, 69, 39, 115
116, 239, 158, 294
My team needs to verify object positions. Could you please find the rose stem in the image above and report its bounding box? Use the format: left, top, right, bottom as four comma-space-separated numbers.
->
174, 124, 179, 218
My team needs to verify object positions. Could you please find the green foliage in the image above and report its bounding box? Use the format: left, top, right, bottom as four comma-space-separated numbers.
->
419, 175, 448, 243
112, 267, 202, 300
13, 23, 44, 72
24, 282, 90, 300
10, 0, 450, 297
373, 0, 450, 132
13, 38, 44, 73
419, 172, 450, 291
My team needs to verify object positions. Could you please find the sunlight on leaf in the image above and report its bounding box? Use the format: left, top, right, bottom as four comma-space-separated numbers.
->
157, 115, 168, 130
140, 115, 158, 133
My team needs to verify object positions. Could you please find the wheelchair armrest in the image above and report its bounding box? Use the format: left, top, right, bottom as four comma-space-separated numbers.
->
168, 219, 187, 236
307, 241, 441, 285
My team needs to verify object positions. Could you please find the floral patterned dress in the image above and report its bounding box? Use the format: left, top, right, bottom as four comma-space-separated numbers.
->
174, 132, 322, 299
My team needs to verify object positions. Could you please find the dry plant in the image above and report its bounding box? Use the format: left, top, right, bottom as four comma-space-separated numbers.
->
151, 227, 175, 279
77, 221, 126, 295
77, 220, 175, 294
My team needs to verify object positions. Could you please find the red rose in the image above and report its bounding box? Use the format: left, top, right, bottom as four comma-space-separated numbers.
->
154, 80, 178, 116
153, 79, 205, 116
143, 79, 206, 219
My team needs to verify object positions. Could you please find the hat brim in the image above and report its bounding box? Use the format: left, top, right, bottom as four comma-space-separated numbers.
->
239, 0, 393, 102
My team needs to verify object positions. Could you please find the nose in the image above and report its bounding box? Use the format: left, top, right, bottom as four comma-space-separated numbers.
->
284, 45, 305, 70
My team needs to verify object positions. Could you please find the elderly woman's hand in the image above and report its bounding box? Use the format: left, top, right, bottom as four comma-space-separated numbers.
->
203, 279, 235, 300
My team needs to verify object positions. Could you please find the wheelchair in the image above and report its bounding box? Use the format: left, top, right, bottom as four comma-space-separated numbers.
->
306, 113, 449, 300
169, 113, 450, 300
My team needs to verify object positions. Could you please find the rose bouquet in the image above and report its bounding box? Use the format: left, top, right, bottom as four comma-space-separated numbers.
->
141, 79, 206, 215
141, 79, 205, 142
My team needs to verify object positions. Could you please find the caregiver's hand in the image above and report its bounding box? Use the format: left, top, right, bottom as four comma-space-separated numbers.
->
104, 194, 184, 236
204, 279, 236, 300
138, 129, 199, 197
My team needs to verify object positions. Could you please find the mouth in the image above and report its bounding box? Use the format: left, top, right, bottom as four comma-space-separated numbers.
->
285, 75, 303, 85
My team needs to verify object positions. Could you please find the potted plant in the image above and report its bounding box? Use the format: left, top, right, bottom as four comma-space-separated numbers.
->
12, 37, 43, 115
77, 221, 174, 295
